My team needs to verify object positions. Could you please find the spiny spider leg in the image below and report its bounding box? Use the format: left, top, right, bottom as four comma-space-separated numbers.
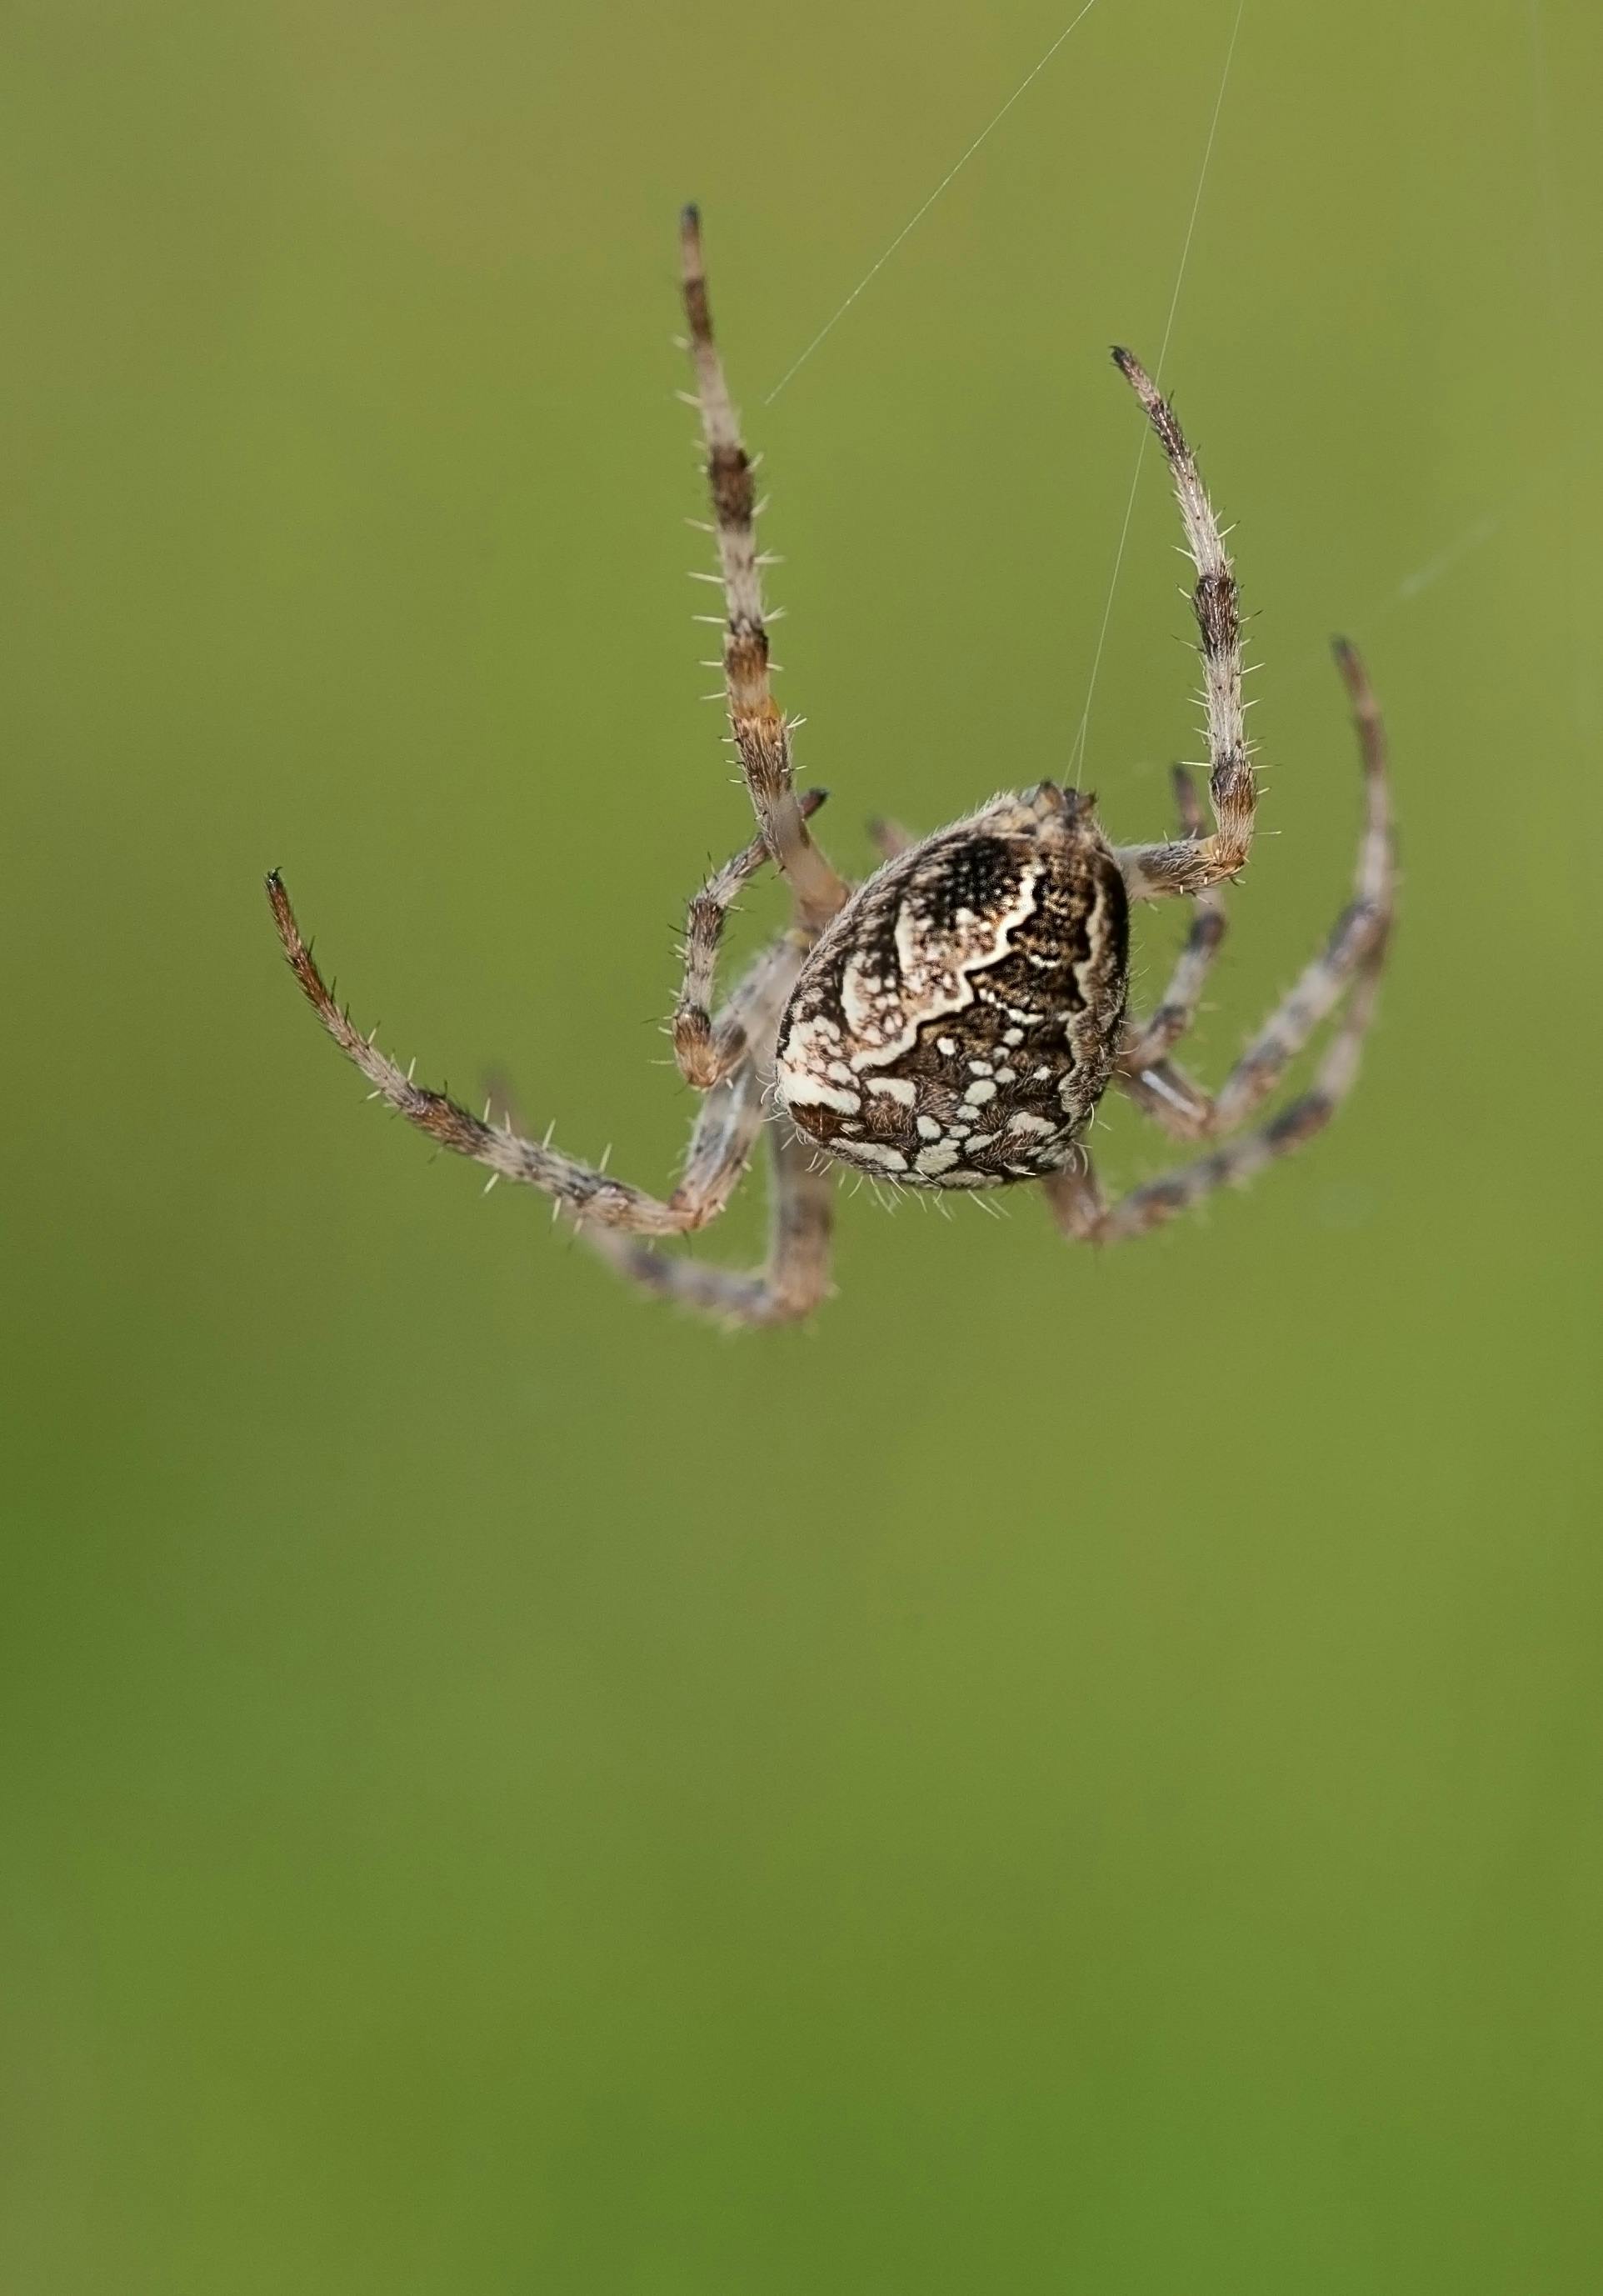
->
590, 1119, 835, 1328
498, 930, 807, 1257
1045, 939, 1387, 1244
268, 873, 739, 1235
592, 934, 834, 1326
1116, 642, 1395, 1146
1111, 349, 1256, 902
1121, 764, 1229, 1073
669, 929, 811, 1207
673, 786, 827, 1088
679, 206, 849, 932
266, 209, 1396, 1323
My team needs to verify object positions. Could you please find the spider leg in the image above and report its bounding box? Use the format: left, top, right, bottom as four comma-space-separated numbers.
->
595, 931, 831, 1323
679, 208, 849, 933
269, 873, 742, 1235
496, 928, 806, 1254
1118, 763, 1229, 1107
590, 1117, 835, 1328
1109, 350, 1256, 903
1116, 642, 1395, 1145
866, 815, 916, 863
667, 928, 809, 1208
1045, 942, 1386, 1244
673, 788, 826, 1088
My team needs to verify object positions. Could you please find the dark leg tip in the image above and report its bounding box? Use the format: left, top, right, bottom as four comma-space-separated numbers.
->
1331, 637, 1374, 705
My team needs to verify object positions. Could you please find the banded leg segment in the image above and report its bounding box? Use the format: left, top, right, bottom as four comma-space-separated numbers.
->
1046, 948, 1386, 1244
669, 928, 811, 1213
1111, 349, 1256, 901
1201, 638, 1393, 1135
1119, 643, 1395, 1146
679, 208, 848, 931
591, 1121, 836, 1327
673, 787, 826, 1088
1121, 764, 1229, 1072
597, 929, 830, 1322
506, 928, 806, 1246
270, 873, 731, 1234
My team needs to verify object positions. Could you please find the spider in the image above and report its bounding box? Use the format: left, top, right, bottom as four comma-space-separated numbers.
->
267, 206, 1395, 1328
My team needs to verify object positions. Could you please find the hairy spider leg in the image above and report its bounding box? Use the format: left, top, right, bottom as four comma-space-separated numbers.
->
679, 206, 849, 933
1110, 349, 1257, 901
1116, 642, 1394, 1143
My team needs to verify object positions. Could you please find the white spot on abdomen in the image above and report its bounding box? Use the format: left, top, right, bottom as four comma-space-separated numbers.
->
844, 1141, 908, 1173
778, 1067, 861, 1115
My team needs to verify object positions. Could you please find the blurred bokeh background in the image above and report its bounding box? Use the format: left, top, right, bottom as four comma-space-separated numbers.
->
3, 0, 1601, 2287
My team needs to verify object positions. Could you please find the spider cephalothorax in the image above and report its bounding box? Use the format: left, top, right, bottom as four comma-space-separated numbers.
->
776, 785, 1129, 1188
267, 207, 1395, 1326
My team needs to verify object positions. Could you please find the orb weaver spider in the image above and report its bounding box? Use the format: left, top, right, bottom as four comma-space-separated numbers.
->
268, 208, 1394, 1326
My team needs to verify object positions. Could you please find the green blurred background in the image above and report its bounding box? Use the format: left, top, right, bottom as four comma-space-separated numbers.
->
3, 0, 1601, 2287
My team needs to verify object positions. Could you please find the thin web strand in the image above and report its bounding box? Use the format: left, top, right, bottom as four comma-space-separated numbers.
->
1271, 433, 1587, 697
764, 0, 1106, 406
1068, 0, 1246, 786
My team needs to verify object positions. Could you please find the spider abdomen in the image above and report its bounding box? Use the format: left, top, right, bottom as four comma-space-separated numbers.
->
774, 784, 1129, 1188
